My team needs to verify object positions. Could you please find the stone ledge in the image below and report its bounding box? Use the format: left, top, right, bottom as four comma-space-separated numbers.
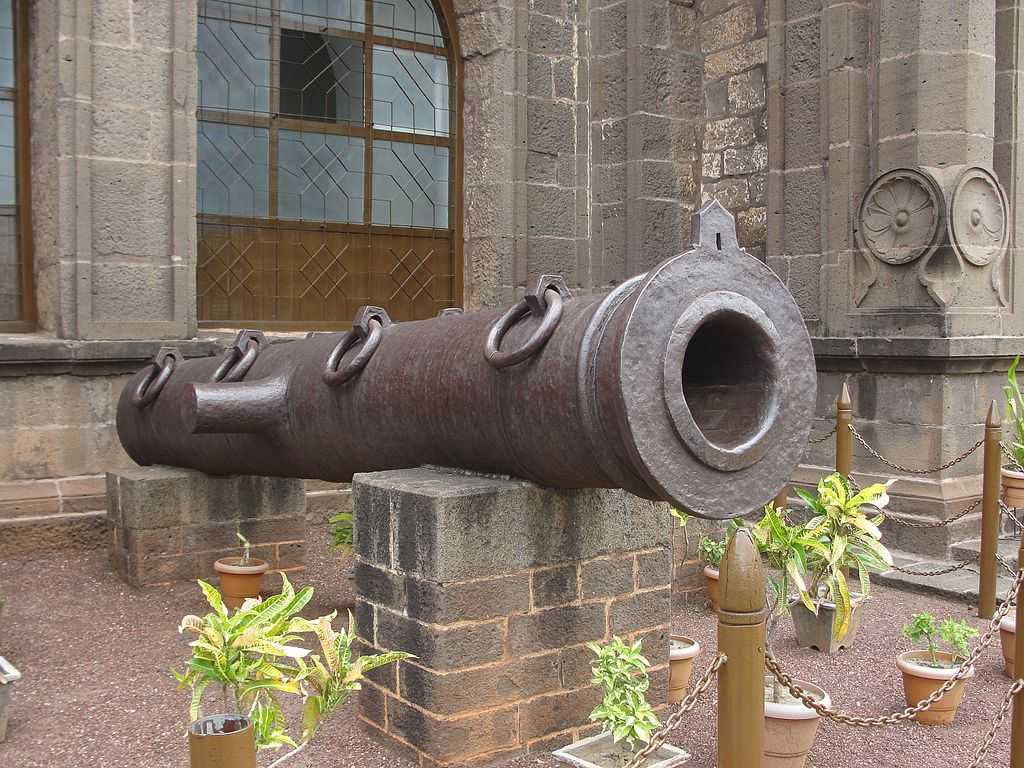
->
812, 335, 1024, 373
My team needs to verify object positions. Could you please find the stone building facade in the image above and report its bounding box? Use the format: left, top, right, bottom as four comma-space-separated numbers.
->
0, 0, 1022, 578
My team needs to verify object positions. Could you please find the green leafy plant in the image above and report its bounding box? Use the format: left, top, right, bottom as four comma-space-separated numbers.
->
697, 536, 727, 569
1005, 355, 1024, 467
328, 512, 353, 549
174, 575, 410, 764
236, 531, 253, 566
587, 636, 660, 753
902, 612, 978, 668
792, 472, 895, 641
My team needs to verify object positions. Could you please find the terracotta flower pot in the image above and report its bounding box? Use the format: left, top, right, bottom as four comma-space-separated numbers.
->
214, 557, 269, 610
763, 677, 829, 768
897, 650, 973, 725
188, 714, 258, 768
552, 731, 689, 767
1003, 466, 1024, 509
790, 594, 865, 653
1001, 615, 1016, 678
668, 635, 701, 704
704, 565, 720, 611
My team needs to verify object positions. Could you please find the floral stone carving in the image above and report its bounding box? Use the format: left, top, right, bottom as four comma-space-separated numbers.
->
948, 167, 1007, 267
857, 168, 943, 266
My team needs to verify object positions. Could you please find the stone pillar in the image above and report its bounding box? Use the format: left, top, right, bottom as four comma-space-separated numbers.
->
107, 467, 305, 587
352, 467, 672, 767
30, 0, 197, 339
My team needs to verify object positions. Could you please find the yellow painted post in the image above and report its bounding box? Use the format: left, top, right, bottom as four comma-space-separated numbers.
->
718, 528, 766, 768
1011, 537, 1024, 768
836, 382, 853, 477
979, 400, 1001, 620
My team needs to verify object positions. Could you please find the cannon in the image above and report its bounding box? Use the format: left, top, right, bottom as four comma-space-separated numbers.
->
116, 202, 816, 519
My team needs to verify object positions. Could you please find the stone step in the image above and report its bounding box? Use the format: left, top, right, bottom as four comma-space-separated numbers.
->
869, 548, 1015, 604
951, 538, 1020, 570
0, 510, 108, 556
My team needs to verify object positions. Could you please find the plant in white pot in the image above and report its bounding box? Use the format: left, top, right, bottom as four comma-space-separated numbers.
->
898, 612, 978, 725
553, 637, 688, 768
174, 575, 410, 768
1003, 355, 1024, 507
790, 473, 895, 653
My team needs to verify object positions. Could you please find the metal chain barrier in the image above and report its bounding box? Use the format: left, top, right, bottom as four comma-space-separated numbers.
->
889, 558, 980, 578
848, 423, 983, 475
622, 654, 726, 768
765, 568, 1023, 727
965, 678, 1024, 768
807, 424, 837, 445
888, 497, 982, 529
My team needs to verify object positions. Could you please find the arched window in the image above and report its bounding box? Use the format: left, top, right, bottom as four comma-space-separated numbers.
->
197, 0, 460, 329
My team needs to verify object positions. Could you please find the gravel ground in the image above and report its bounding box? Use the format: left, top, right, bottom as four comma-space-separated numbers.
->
0, 542, 1017, 768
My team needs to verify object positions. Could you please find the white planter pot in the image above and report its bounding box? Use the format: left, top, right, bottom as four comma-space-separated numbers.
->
668, 635, 701, 704
0, 656, 22, 742
553, 731, 690, 768
1000, 615, 1015, 678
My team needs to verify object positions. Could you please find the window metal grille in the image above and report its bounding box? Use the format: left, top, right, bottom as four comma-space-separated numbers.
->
0, 0, 32, 329
197, 0, 461, 330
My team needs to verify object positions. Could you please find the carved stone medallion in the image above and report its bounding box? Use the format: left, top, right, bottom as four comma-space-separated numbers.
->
857, 168, 942, 265
948, 167, 1008, 267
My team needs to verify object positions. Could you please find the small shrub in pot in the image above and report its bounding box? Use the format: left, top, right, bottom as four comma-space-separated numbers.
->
697, 536, 726, 610
897, 612, 978, 725
1002, 355, 1024, 507
214, 532, 269, 610
175, 575, 410, 767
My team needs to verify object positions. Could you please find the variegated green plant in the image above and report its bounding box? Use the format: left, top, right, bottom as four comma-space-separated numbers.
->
587, 636, 660, 753
174, 575, 410, 764
1004, 355, 1024, 467
794, 472, 895, 641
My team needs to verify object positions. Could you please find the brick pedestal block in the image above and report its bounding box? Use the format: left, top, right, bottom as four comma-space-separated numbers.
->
107, 466, 306, 587
352, 468, 673, 767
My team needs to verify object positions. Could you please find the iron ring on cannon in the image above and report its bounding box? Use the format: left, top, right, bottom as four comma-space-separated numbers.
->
131, 347, 179, 409
211, 330, 265, 383
323, 306, 390, 386
485, 277, 569, 368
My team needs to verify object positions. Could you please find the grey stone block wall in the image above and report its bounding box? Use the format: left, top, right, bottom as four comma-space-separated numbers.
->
352, 467, 672, 766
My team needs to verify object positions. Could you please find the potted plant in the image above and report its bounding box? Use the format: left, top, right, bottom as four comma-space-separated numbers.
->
553, 636, 688, 768
668, 635, 701, 704
1001, 613, 1015, 677
789, 473, 895, 652
214, 532, 270, 610
898, 612, 978, 725
175, 575, 410, 767
698, 536, 726, 610
741, 504, 831, 768
1003, 355, 1024, 507
0, 655, 20, 742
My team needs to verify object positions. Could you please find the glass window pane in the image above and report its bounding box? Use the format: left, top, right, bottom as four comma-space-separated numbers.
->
278, 130, 365, 223
0, 211, 18, 320
280, 32, 363, 125
373, 0, 443, 47
0, 100, 14, 206
281, 0, 365, 33
200, 0, 272, 26
371, 140, 448, 229
197, 121, 270, 217
0, 0, 13, 90
198, 17, 272, 114
372, 46, 449, 136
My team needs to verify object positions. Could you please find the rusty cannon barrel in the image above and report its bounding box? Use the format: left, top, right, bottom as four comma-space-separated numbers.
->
116, 202, 816, 519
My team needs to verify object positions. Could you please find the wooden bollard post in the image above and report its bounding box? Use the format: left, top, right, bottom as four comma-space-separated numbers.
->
718, 528, 766, 768
979, 400, 1001, 620
836, 382, 853, 477
1011, 537, 1024, 768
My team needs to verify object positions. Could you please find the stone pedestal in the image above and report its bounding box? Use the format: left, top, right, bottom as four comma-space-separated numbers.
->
352, 467, 672, 767
107, 466, 306, 587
